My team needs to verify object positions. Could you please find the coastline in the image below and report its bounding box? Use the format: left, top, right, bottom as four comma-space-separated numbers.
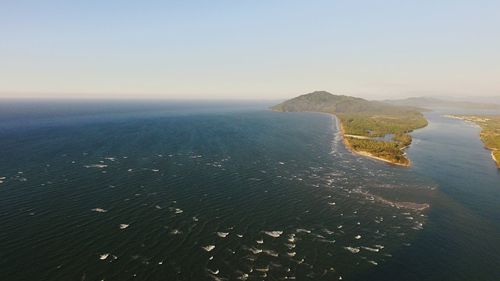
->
271, 110, 415, 167
491, 151, 500, 167
271, 91, 428, 167
335, 115, 411, 167
445, 115, 500, 168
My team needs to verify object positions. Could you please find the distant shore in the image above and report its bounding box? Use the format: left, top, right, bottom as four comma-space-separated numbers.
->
445, 114, 500, 168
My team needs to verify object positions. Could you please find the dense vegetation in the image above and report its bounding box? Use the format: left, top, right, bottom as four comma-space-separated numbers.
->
453, 115, 500, 167
347, 137, 410, 165
272, 91, 428, 165
392, 133, 413, 147
338, 113, 427, 137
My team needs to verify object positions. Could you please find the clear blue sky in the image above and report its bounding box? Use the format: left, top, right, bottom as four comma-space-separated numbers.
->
1, 0, 499, 99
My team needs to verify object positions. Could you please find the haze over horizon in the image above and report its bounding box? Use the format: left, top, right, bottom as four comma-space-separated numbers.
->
1, 1, 499, 100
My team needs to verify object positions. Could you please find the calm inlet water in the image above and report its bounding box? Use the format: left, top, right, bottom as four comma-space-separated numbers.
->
0, 102, 498, 281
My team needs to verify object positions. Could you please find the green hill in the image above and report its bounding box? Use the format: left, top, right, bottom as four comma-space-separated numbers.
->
272, 91, 428, 166
272, 91, 410, 114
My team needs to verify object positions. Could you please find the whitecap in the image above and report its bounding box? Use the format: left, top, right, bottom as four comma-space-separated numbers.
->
208, 269, 219, 275
174, 208, 183, 214
413, 222, 424, 230
85, 164, 108, 168
256, 239, 264, 244
237, 273, 249, 280
119, 224, 129, 230
296, 228, 311, 234
217, 232, 229, 238
255, 266, 269, 272
287, 252, 296, 257
264, 231, 283, 238
99, 253, 110, 260
170, 229, 182, 235
323, 228, 334, 235
318, 239, 336, 244
344, 247, 360, 254
263, 249, 279, 257
91, 208, 107, 213
368, 260, 378, 265
236, 234, 243, 238
361, 246, 379, 252
248, 247, 263, 254
208, 274, 225, 281
203, 245, 216, 252
354, 235, 361, 240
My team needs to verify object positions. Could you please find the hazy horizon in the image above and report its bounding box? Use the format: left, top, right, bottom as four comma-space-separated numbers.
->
1, 1, 499, 100
2, 92, 500, 103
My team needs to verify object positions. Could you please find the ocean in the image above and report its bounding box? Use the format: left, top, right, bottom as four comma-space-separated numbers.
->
0, 101, 498, 281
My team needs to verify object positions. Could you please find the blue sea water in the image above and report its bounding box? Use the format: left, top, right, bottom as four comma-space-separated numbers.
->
0, 101, 498, 281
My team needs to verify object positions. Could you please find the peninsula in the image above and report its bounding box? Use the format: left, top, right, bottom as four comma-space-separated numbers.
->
272, 91, 428, 166
448, 115, 500, 168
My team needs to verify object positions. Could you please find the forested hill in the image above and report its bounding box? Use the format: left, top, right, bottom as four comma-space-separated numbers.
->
272, 91, 428, 166
272, 91, 416, 115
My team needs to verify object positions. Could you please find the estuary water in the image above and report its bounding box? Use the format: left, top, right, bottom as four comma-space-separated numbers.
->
0, 101, 498, 281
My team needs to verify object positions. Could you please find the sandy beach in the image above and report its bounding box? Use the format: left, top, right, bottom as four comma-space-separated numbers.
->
492, 151, 500, 167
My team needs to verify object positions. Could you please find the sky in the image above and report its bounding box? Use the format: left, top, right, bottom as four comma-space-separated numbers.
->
1, 0, 499, 100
